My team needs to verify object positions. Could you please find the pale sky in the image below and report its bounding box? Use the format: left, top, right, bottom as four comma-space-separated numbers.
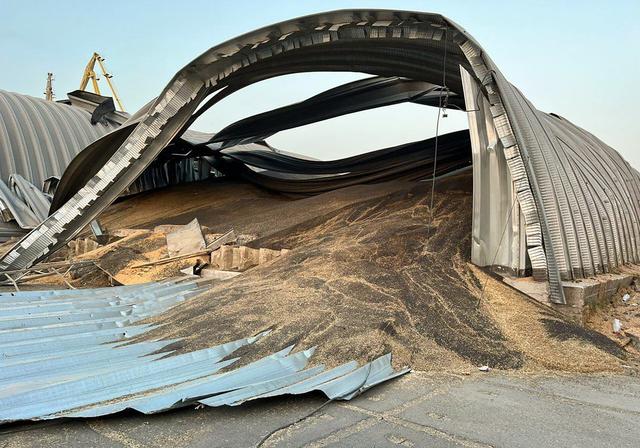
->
1, 0, 638, 166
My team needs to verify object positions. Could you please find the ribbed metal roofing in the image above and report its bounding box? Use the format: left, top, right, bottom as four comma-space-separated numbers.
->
0, 89, 118, 188
0, 280, 408, 423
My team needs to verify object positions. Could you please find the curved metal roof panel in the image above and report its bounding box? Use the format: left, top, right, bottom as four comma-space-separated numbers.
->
0, 89, 118, 188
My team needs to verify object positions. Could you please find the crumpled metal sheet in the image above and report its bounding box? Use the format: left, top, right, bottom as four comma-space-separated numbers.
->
210, 76, 464, 148
0, 178, 41, 229
0, 89, 214, 213
0, 222, 26, 242
7, 174, 51, 222
0, 174, 53, 239
210, 130, 471, 195
0, 281, 409, 423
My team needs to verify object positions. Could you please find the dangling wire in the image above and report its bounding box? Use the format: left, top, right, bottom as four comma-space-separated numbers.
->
429, 26, 450, 226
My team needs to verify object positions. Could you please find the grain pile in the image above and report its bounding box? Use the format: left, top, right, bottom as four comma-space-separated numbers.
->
95, 175, 628, 374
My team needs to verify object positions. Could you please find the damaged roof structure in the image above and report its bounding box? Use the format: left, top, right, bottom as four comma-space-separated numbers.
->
0, 90, 217, 241
0, 89, 120, 187
0, 9, 634, 304
0, 89, 121, 241
0, 7, 638, 427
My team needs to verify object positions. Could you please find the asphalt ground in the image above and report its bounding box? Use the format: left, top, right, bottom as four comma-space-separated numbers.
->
3, 371, 639, 447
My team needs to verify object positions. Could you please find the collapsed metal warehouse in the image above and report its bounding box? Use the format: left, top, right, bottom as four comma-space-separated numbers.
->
2, 10, 639, 304
1, 9, 639, 423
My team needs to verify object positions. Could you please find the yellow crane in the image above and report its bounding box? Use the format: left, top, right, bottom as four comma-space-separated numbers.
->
79, 52, 126, 111
44, 72, 54, 101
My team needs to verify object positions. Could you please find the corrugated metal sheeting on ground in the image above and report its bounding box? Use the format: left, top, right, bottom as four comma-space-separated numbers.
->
0, 280, 408, 423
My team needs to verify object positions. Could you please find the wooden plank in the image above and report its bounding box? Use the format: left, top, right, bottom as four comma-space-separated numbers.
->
131, 249, 212, 269
206, 229, 236, 250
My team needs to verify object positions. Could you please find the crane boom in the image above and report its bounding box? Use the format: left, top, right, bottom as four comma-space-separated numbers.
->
78, 52, 125, 111
95, 56, 125, 112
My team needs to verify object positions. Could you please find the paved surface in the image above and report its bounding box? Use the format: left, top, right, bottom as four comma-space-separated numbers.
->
2, 372, 640, 447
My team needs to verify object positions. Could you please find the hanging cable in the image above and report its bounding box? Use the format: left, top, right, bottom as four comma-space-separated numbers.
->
429, 26, 450, 226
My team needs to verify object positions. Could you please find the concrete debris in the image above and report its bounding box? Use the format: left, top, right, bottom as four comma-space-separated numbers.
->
259, 248, 281, 264
210, 245, 289, 272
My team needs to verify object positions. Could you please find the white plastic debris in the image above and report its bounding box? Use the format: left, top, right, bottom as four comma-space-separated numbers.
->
613, 319, 623, 333
478, 365, 490, 372
623, 293, 631, 303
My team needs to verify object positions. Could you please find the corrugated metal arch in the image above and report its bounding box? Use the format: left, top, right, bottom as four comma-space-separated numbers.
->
0, 90, 118, 188
1, 10, 639, 304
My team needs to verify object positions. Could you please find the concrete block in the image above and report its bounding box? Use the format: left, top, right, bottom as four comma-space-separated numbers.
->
219, 245, 234, 270
210, 249, 220, 267
67, 237, 99, 258
562, 274, 635, 323
505, 272, 636, 324
165, 218, 206, 257
232, 247, 241, 270
259, 248, 280, 264
238, 246, 259, 271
